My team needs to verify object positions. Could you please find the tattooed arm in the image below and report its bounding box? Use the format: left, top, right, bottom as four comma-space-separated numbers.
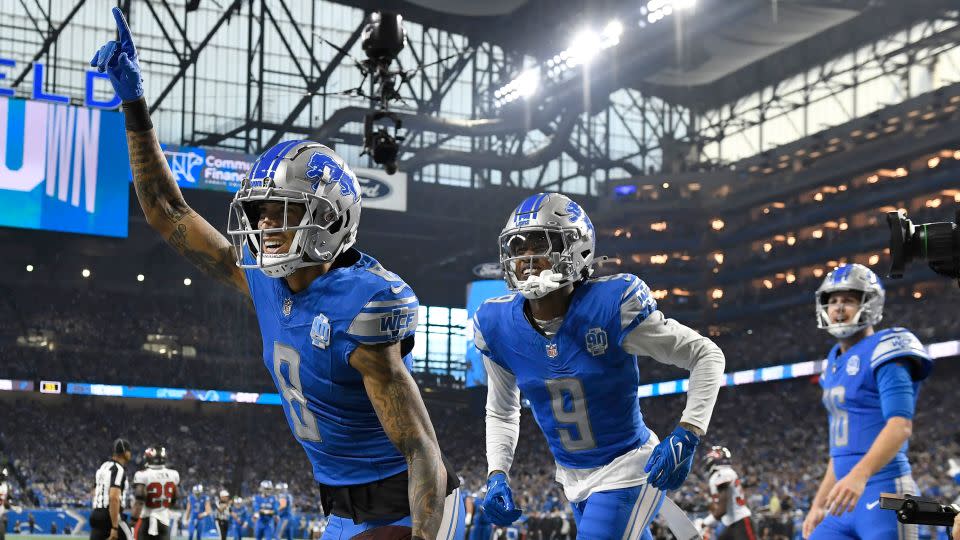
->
127, 125, 248, 296
349, 342, 446, 539
93, 8, 247, 296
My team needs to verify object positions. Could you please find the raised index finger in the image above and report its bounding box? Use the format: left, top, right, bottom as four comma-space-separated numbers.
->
112, 7, 135, 53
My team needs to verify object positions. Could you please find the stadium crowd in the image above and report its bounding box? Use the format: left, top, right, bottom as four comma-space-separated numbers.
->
2, 357, 957, 538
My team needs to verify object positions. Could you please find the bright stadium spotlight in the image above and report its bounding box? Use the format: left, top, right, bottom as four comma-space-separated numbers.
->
183, 278, 192, 286
82, 268, 91, 278
26, 264, 33, 272
601, 19, 623, 48
137, 274, 145, 282
514, 69, 540, 98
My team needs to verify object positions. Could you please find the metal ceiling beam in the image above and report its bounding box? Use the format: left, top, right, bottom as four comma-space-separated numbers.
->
149, 0, 244, 114
9, 0, 86, 87
259, 15, 367, 150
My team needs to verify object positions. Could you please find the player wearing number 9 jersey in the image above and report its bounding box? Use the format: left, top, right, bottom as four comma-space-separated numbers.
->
803, 264, 932, 540
95, 9, 463, 537
132, 447, 179, 540
474, 193, 725, 539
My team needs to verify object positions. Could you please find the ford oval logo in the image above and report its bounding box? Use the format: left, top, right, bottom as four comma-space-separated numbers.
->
358, 177, 392, 200
473, 262, 504, 279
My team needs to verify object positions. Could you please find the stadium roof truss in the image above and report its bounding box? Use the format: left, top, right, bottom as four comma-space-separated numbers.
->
1, 1, 958, 196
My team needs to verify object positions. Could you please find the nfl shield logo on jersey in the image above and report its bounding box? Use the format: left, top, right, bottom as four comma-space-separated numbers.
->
311, 314, 331, 349
282, 297, 293, 317
846, 355, 860, 376
585, 328, 608, 356
545, 343, 559, 358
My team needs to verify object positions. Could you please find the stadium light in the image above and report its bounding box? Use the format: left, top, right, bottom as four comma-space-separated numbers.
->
82, 268, 91, 278
514, 69, 540, 98
26, 264, 33, 272
183, 278, 192, 286
500, 16, 626, 104
137, 274, 145, 282
710, 218, 725, 231
567, 30, 601, 67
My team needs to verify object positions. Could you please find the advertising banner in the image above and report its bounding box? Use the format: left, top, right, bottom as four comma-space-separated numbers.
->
0, 97, 129, 237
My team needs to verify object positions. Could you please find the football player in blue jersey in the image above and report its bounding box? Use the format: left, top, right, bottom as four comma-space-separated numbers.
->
230, 497, 248, 540
93, 8, 463, 539
802, 264, 932, 540
253, 481, 278, 540
185, 485, 212, 540
274, 483, 294, 540
473, 193, 726, 539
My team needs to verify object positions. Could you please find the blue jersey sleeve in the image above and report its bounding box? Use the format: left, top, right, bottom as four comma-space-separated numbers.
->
345, 283, 419, 346
870, 328, 932, 381
875, 361, 916, 420
471, 295, 517, 373
617, 274, 657, 345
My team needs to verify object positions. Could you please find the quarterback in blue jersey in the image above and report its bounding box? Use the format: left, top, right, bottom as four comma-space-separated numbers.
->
95, 8, 463, 539
802, 264, 932, 540
473, 193, 726, 539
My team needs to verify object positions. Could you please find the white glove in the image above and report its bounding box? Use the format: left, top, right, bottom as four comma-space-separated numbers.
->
517, 269, 564, 299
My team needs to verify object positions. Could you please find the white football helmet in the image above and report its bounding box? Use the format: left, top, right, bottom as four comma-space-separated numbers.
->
815, 263, 885, 338
499, 193, 596, 299
228, 140, 361, 278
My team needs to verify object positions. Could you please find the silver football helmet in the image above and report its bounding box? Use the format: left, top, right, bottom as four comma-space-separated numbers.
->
499, 192, 596, 298
259, 479, 273, 494
228, 141, 361, 278
815, 263, 885, 338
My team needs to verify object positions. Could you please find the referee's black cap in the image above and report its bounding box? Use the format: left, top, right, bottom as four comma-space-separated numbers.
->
113, 438, 132, 456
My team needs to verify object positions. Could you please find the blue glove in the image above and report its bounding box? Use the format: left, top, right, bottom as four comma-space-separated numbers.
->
481, 472, 522, 526
90, 7, 143, 101
644, 426, 700, 491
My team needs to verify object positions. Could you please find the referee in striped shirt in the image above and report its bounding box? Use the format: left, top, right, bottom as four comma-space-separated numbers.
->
91, 439, 133, 540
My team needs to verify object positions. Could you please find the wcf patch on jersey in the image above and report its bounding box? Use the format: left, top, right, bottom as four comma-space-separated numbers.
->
311, 313, 331, 349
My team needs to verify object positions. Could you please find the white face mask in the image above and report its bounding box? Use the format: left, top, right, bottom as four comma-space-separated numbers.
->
517, 269, 565, 299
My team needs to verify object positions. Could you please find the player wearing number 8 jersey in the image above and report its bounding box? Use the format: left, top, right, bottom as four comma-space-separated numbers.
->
803, 264, 932, 540
93, 7, 463, 538
132, 447, 179, 540
473, 193, 726, 539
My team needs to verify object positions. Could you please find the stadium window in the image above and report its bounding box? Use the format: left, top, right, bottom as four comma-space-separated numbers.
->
412, 306, 468, 384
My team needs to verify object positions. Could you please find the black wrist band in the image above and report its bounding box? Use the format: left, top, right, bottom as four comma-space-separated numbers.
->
122, 98, 153, 132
